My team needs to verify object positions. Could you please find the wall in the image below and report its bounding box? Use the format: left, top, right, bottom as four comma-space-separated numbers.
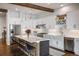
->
36, 4, 79, 30
52, 4, 79, 30
0, 15, 6, 39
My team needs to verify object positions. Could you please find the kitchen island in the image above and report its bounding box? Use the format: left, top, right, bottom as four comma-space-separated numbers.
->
12, 35, 49, 56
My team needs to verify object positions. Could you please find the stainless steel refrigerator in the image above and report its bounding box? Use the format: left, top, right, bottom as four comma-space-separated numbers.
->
9, 24, 21, 44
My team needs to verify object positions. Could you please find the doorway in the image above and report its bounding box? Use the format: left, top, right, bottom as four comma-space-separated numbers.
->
0, 9, 7, 44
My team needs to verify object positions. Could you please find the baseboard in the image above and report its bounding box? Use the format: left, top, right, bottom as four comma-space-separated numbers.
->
50, 46, 64, 52
49, 46, 65, 56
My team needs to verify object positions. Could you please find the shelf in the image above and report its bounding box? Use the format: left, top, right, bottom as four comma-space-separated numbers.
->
12, 38, 36, 56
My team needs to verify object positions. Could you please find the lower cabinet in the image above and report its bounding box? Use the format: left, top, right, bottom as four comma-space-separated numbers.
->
44, 35, 64, 50
54, 36, 64, 50
57, 37, 64, 50
52, 36, 58, 48
74, 38, 79, 55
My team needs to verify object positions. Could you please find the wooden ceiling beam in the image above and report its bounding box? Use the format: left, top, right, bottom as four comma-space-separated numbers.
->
0, 8, 7, 12
11, 3, 54, 12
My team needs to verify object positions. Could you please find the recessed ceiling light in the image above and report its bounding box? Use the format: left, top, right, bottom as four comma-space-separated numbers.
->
47, 3, 51, 5
15, 8, 19, 11
60, 4, 64, 7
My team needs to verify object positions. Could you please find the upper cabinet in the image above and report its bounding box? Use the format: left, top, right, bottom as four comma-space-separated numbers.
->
7, 10, 29, 25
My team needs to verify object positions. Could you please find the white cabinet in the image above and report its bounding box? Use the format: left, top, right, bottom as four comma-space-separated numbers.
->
74, 38, 79, 55
44, 35, 52, 46
57, 37, 64, 50
44, 35, 64, 50
54, 36, 64, 50
52, 36, 58, 48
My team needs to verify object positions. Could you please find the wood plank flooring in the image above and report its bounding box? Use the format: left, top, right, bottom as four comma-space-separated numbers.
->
64, 50, 77, 56
0, 39, 77, 56
0, 39, 26, 56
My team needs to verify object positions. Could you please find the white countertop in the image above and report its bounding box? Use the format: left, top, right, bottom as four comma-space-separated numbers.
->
64, 35, 79, 38
47, 29, 79, 38
47, 33, 63, 36
47, 33, 79, 38
15, 35, 49, 43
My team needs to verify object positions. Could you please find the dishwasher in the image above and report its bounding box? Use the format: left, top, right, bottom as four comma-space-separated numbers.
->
64, 37, 74, 52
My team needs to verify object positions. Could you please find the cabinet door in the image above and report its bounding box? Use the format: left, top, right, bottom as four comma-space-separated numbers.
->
57, 36, 64, 50
44, 35, 58, 48
44, 35, 64, 49
49, 35, 53, 46
52, 36, 58, 48
74, 39, 79, 55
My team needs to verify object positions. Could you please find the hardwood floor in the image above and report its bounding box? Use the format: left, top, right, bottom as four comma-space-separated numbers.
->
0, 39, 77, 56
0, 39, 26, 56
64, 50, 77, 56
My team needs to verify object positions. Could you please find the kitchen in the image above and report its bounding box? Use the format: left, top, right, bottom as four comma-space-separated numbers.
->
0, 3, 79, 56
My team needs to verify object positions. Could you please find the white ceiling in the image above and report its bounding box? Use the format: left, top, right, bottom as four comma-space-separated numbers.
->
0, 3, 73, 19
33, 3, 71, 9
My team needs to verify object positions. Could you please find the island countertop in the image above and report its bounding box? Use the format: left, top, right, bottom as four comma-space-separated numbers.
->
14, 35, 49, 56
14, 35, 49, 43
